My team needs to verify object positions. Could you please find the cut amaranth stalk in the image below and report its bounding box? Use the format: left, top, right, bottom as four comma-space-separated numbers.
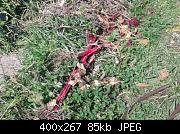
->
52, 32, 112, 112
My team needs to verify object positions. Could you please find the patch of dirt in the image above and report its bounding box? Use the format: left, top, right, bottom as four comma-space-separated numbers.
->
0, 53, 21, 81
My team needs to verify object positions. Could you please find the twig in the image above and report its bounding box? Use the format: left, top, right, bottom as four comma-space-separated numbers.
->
136, 84, 170, 103
168, 103, 180, 120
122, 84, 171, 120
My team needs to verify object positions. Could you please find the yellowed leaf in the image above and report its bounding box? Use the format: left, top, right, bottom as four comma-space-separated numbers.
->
157, 68, 169, 81
138, 39, 149, 45
136, 83, 150, 89
165, 23, 180, 33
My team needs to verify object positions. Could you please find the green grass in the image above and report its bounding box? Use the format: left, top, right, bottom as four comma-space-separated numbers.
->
0, 0, 180, 119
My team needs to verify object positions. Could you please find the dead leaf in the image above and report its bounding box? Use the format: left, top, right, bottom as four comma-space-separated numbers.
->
76, 63, 86, 76
138, 38, 149, 45
47, 99, 56, 110
118, 25, 131, 36
165, 23, 180, 33
77, 62, 86, 71
97, 14, 109, 27
109, 77, 122, 85
103, 77, 122, 86
136, 83, 150, 89
68, 79, 79, 86
157, 69, 169, 81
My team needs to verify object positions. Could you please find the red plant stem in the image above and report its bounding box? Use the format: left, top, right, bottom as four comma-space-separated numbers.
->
78, 45, 94, 57
53, 68, 79, 112
53, 32, 105, 112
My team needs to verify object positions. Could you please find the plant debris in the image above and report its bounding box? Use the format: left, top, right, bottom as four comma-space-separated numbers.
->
157, 68, 169, 81
168, 103, 180, 120
46, 1, 142, 112
122, 84, 171, 119
136, 83, 150, 89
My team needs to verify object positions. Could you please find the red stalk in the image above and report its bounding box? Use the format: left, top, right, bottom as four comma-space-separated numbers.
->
52, 32, 105, 112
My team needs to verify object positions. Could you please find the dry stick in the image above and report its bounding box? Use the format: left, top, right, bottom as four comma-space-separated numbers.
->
122, 84, 171, 120
168, 103, 180, 120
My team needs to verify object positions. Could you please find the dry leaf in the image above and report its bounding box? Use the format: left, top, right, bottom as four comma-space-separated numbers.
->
136, 83, 150, 89
97, 14, 109, 27
138, 39, 149, 45
157, 69, 169, 81
165, 23, 180, 33
77, 62, 86, 71
76, 63, 86, 77
68, 79, 78, 86
118, 25, 131, 36
109, 77, 121, 85
47, 99, 56, 110
103, 77, 122, 85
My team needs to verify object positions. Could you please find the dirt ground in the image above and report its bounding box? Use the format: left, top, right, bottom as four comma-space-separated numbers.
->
0, 53, 21, 82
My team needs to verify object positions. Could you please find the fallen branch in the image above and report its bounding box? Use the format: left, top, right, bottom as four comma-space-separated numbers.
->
122, 84, 171, 120
168, 103, 180, 120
